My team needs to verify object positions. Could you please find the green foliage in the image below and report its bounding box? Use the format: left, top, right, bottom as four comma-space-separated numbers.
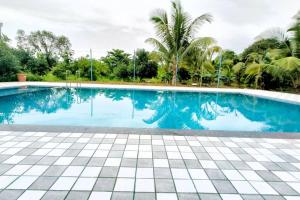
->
25, 72, 43, 81
16, 30, 73, 74
0, 41, 19, 81
134, 49, 158, 79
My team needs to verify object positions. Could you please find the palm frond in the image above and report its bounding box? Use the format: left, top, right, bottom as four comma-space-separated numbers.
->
255, 27, 289, 43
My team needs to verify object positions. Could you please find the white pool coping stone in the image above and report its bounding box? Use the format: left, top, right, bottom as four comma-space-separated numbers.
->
1, 81, 300, 105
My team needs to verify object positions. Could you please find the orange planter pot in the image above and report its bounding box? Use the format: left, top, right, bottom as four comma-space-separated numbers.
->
17, 73, 27, 82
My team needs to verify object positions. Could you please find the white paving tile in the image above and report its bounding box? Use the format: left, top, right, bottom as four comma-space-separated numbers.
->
89, 192, 112, 200
17, 190, 46, 200
174, 179, 196, 192
135, 178, 155, 192
50, 177, 77, 190
250, 181, 278, 195
8, 176, 38, 189
193, 180, 217, 193
72, 177, 96, 190
114, 178, 135, 191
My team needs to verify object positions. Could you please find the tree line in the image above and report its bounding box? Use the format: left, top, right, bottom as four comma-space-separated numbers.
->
0, 1, 300, 91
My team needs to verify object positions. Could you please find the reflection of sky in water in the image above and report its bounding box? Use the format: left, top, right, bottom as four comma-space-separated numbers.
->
0, 87, 300, 132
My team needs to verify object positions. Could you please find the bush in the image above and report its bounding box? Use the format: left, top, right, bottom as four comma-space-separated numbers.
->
42, 73, 61, 81
26, 73, 43, 81
178, 67, 191, 81
0, 41, 19, 81
113, 64, 130, 79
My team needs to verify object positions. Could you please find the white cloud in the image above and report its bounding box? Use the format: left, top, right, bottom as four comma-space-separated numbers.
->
0, 0, 299, 57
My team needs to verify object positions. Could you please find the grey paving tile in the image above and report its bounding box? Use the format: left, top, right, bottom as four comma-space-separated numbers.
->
263, 195, 285, 200
19, 155, 43, 165
198, 193, 221, 200
30, 176, 57, 190
256, 171, 282, 182
169, 159, 186, 168
152, 146, 165, 151
37, 156, 59, 165
99, 167, 119, 177
205, 169, 226, 180
0, 164, 13, 175
139, 140, 151, 145
155, 179, 176, 192
87, 158, 105, 166
191, 146, 205, 153
276, 162, 299, 171
63, 149, 81, 157
260, 162, 282, 171
121, 158, 137, 167
70, 143, 86, 150
111, 192, 133, 200
65, 191, 90, 200
134, 193, 156, 200
238, 154, 256, 162
127, 139, 139, 145
215, 161, 235, 170
184, 160, 201, 168
176, 140, 188, 145
241, 194, 264, 200
42, 191, 68, 200
43, 166, 67, 176
0, 155, 11, 162
0, 189, 24, 200
154, 168, 172, 179
71, 157, 90, 165
111, 144, 125, 151
196, 153, 211, 160
178, 193, 200, 200
93, 178, 116, 191
108, 151, 123, 158
153, 151, 167, 159
137, 159, 153, 167
16, 148, 36, 156
230, 161, 251, 170
268, 181, 299, 195
212, 180, 237, 194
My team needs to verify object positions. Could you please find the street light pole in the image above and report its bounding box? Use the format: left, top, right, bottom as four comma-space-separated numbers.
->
90, 49, 93, 81
0, 23, 3, 40
133, 50, 136, 81
217, 51, 222, 88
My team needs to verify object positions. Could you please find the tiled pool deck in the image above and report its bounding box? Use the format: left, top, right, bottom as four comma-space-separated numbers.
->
0, 131, 300, 200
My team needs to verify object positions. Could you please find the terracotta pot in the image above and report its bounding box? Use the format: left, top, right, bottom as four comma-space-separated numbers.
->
17, 73, 27, 82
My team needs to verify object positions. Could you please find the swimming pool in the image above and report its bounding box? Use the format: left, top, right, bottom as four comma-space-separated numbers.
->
0, 86, 300, 132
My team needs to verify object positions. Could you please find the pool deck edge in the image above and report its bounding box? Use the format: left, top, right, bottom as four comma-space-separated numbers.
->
1, 81, 300, 105
1, 125, 300, 139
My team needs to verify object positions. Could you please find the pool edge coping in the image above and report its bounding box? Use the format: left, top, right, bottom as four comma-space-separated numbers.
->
1, 125, 300, 139
1, 81, 300, 105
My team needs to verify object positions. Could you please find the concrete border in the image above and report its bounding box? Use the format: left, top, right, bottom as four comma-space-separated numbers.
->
1, 81, 300, 105
1, 125, 300, 139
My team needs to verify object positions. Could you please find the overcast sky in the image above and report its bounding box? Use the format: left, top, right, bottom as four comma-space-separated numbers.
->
0, 0, 299, 57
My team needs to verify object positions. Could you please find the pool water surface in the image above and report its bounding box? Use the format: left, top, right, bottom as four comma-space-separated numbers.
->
0, 86, 299, 132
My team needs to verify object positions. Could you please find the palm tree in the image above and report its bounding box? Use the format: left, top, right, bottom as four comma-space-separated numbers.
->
146, 0, 213, 85
256, 11, 300, 58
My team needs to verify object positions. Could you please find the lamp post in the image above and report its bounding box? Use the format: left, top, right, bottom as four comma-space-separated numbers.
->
90, 49, 93, 81
133, 50, 136, 81
217, 51, 222, 88
0, 23, 3, 40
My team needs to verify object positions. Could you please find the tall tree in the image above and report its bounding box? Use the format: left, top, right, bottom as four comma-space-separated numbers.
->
16, 30, 73, 74
146, 0, 213, 85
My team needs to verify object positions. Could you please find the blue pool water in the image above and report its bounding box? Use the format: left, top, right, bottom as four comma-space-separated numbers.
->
0, 86, 300, 132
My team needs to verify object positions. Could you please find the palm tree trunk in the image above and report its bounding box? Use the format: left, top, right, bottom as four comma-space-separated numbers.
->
172, 54, 179, 85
